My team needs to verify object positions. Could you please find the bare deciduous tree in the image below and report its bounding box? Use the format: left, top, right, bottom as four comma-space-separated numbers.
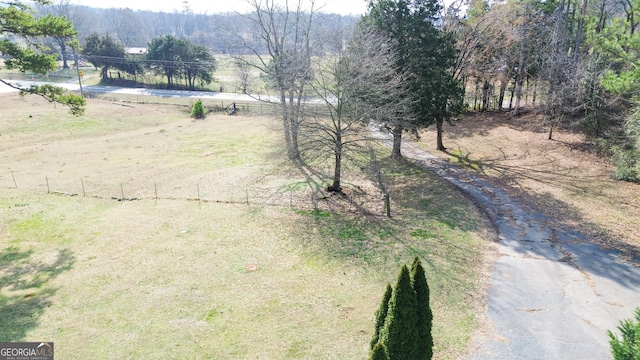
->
236, 0, 317, 162
304, 26, 414, 192
104, 8, 147, 47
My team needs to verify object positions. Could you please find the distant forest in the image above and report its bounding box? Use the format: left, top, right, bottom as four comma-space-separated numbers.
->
34, 2, 360, 54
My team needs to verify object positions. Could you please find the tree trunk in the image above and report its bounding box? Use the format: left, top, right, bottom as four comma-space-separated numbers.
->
290, 116, 300, 162
391, 125, 403, 160
436, 118, 446, 151
514, 30, 527, 116
278, 86, 297, 162
482, 80, 491, 111
282, 108, 294, 160
61, 42, 69, 69
331, 146, 342, 192
573, 0, 588, 64
290, 88, 305, 162
498, 79, 507, 111
509, 84, 516, 110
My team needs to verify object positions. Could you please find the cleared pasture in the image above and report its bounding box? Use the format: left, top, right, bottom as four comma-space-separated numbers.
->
0, 94, 494, 359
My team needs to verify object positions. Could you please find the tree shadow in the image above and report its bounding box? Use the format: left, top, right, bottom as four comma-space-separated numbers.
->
440, 111, 578, 144
289, 156, 487, 289
404, 141, 640, 290
443, 141, 611, 201
0, 246, 75, 341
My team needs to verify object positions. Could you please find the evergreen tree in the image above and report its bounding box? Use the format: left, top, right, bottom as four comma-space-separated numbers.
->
82, 32, 125, 80
411, 257, 434, 360
609, 308, 640, 360
371, 342, 391, 360
371, 283, 393, 350
190, 99, 206, 119
380, 265, 420, 360
363, 0, 463, 156
0, 0, 85, 115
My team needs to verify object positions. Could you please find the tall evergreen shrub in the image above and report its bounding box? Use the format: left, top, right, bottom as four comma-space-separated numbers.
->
411, 257, 433, 360
371, 283, 393, 350
610, 308, 640, 360
371, 258, 434, 360
380, 265, 420, 359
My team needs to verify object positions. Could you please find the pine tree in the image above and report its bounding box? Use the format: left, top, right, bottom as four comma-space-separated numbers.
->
191, 99, 206, 119
371, 283, 393, 350
411, 257, 434, 360
380, 265, 420, 360
0, 0, 85, 115
371, 342, 391, 360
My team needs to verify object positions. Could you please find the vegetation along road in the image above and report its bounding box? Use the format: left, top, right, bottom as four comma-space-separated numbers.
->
395, 139, 640, 359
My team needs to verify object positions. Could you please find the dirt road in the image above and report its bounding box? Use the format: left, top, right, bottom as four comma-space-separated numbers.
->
399, 141, 640, 359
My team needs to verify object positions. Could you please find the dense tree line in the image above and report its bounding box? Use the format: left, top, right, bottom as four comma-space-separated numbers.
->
34, 1, 358, 55
447, 0, 640, 181
80, 33, 216, 90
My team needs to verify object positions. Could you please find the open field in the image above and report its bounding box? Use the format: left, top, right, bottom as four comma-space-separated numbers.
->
418, 112, 640, 260
0, 94, 494, 359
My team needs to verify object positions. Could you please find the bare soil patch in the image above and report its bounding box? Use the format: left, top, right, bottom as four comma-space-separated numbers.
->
418, 111, 640, 260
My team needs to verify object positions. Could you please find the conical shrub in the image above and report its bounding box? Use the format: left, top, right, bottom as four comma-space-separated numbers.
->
191, 99, 206, 119
411, 256, 433, 360
380, 265, 420, 359
371, 283, 393, 350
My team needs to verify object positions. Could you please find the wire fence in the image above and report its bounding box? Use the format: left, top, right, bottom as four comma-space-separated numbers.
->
1, 171, 369, 213
83, 90, 334, 118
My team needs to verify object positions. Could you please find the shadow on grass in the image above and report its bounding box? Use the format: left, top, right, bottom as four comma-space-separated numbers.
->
0, 246, 75, 341
291, 156, 487, 291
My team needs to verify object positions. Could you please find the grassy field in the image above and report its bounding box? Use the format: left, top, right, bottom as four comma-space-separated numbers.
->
418, 111, 640, 259
0, 94, 494, 359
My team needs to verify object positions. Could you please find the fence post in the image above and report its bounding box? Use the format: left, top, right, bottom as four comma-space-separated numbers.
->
384, 194, 391, 218
197, 184, 201, 208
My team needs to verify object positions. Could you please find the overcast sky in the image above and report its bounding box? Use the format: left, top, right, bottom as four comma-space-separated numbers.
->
71, 0, 368, 16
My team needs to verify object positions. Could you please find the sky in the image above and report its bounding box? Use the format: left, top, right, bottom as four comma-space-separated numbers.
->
72, 0, 369, 16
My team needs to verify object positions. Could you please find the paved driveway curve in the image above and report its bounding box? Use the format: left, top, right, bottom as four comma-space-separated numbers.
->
398, 141, 640, 360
